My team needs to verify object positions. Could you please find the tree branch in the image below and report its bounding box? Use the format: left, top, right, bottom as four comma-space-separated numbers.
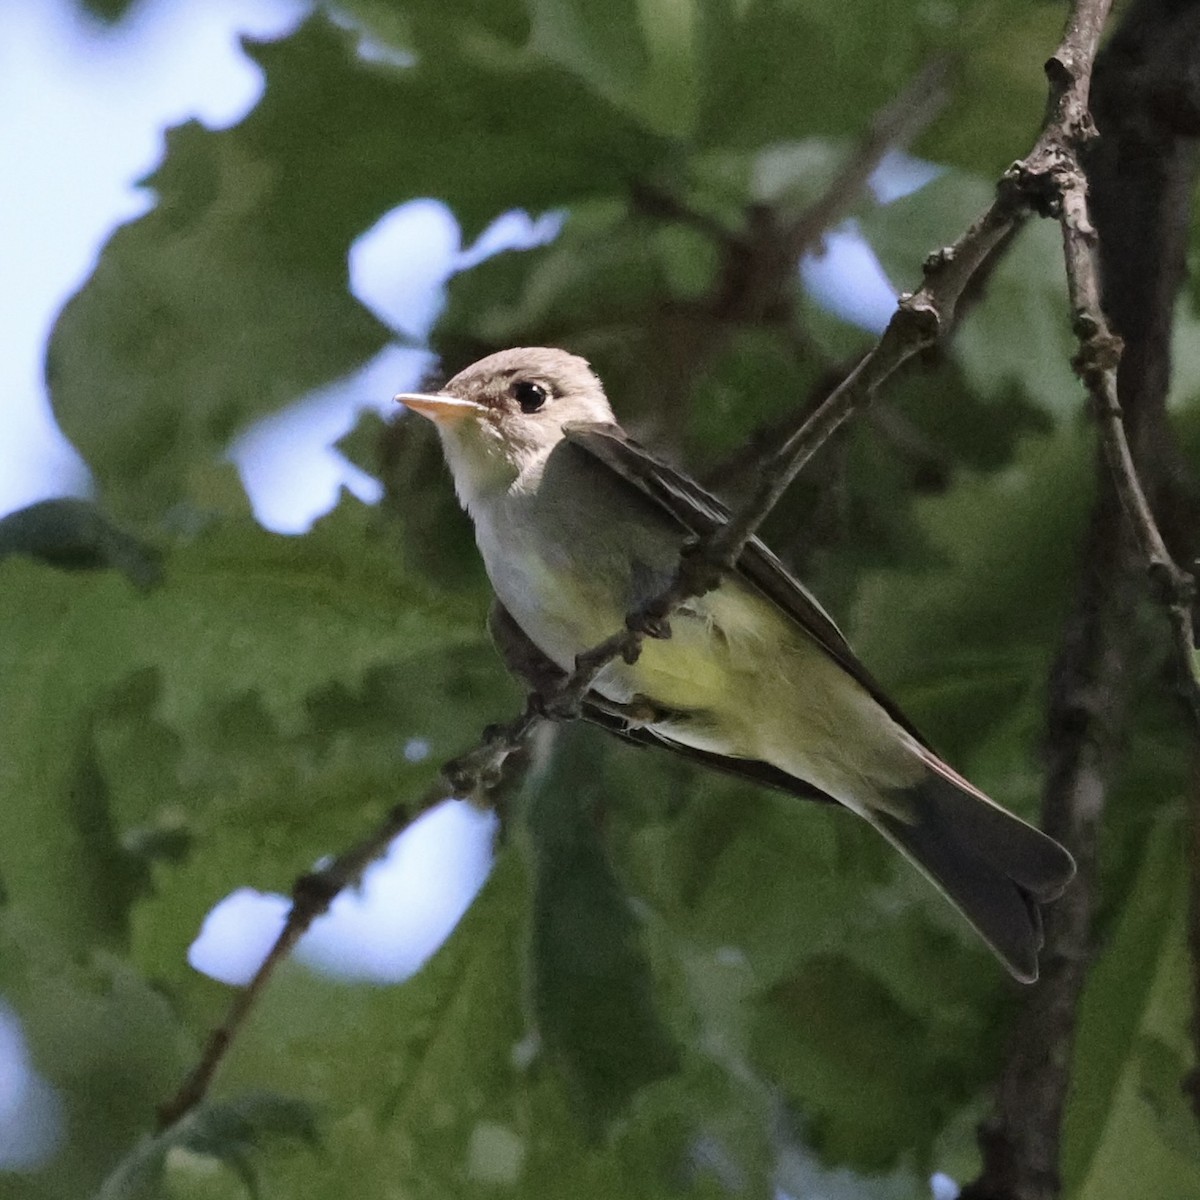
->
157, 720, 537, 1129
963, 0, 1200, 1192
1053, 87, 1200, 727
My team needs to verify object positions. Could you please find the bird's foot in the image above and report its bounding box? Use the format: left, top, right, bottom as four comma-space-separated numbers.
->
626, 606, 672, 641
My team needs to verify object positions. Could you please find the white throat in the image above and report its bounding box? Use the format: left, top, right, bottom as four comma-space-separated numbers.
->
438, 421, 552, 518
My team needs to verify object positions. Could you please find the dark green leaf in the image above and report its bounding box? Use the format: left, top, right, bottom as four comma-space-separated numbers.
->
95, 1092, 318, 1200
0, 499, 161, 587
751, 955, 991, 1171
1137, 1036, 1200, 1165
1063, 816, 1200, 1199
0, 498, 483, 948
48, 13, 671, 521
525, 728, 680, 1131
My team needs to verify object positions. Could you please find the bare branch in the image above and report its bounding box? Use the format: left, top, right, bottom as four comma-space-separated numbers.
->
709, 57, 951, 327
157, 721, 536, 1129
964, 0, 1200, 1191
1038, 23, 1200, 722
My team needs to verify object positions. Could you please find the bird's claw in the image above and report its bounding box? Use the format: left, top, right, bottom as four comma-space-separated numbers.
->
627, 608, 672, 641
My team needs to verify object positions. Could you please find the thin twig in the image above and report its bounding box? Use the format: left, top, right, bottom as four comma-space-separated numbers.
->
710, 56, 952, 326
707, 195, 1019, 566
628, 180, 743, 249
157, 724, 538, 1129
779, 55, 952, 264
1030, 0, 1200, 727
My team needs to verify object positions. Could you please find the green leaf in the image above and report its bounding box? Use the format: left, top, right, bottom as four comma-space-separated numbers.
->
697, 0, 929, 151
48, 13, 671, 521
851, 428, 1094, 782
0, 911, 190, 1196
528, 0, 700, 138
434, 202, 664, 364
1063, 815, 1200, 1200
1137, 1036, 1200, 1165
751, 954, 992, 1171
913, 6, 1063, 173
607, 738, 1007, 1174
0, 499, 161, 587
524, 727, 680, 1130
48, 120, 389, 523
0, 499, 482, 950
95, 1092, 318, 1200
72, 0, 140, 23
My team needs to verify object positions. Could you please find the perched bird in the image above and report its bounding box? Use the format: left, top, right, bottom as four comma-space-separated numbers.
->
396, 347, 1074, 981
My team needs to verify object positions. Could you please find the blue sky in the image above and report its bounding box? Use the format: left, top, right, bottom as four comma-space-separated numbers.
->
0, 0, 303, 519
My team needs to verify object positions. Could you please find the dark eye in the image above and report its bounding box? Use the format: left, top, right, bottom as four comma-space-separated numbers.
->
513, 380, 549, 413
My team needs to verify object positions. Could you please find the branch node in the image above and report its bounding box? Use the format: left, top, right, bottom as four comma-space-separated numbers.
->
442, 747, 501, 797
1006, 158, 1065, 218
923, 246, 955, 273
1044, 53, 1074, 89
480, 720, 508, 744
1069, 111, 1100, 147
894, 294, 942, 342
292, 868, 342, 911
1071, 328, 1124, 396
1147, 556, 1195, 609
536, 686, 584, 721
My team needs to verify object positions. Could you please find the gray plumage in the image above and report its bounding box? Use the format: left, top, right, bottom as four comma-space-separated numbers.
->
397, 347, 1075, 982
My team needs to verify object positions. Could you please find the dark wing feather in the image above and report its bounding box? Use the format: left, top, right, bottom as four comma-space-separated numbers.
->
580, 693, 837, 805
563, 421, 930, 748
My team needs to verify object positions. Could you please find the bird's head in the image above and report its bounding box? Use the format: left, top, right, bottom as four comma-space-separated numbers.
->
394, 347, 613, 510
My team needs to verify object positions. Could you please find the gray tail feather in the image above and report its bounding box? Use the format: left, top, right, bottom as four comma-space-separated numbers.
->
871, 772, 1076, 983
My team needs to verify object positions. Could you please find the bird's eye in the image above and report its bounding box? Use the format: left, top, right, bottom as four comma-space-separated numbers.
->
513, 380, 549, 413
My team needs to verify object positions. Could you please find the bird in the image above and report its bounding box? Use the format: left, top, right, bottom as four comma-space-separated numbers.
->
395, 346, 1075, 981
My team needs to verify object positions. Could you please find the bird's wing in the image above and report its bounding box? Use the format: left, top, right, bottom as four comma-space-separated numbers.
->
583, 693, 839, 804
563, 421, 930, 747
486, 597, 836, 805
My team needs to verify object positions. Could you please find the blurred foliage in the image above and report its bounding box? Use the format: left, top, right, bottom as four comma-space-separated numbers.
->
71, 0, 142, 24
5, 0, 1200, 1197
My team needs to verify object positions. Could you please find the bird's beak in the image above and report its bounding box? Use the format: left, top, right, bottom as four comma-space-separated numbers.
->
393, 392, 485, 426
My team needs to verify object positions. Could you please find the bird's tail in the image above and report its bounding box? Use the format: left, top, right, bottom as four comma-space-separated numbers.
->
870, 755, 1075, 983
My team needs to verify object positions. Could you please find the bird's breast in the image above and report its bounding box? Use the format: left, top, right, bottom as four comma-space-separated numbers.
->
476, 492, 773, 718
473, 491, 632, 671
